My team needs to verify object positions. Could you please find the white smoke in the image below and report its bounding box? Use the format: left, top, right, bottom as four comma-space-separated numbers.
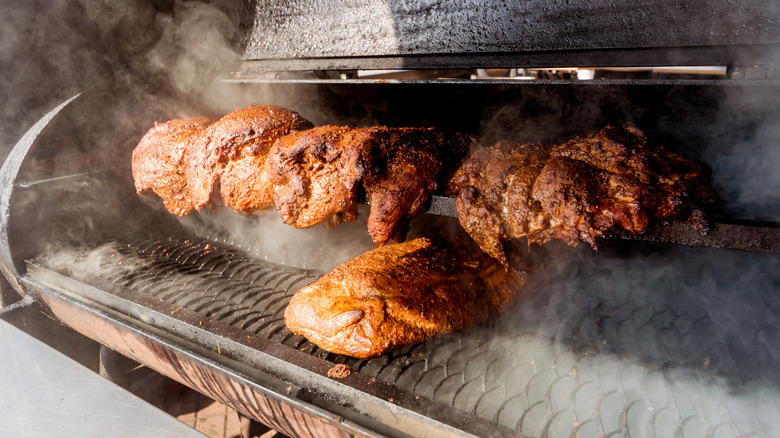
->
708, 83, 780, 221
480, 238, 780, 436
177, 205, 378, 272
143, 0, 246, 112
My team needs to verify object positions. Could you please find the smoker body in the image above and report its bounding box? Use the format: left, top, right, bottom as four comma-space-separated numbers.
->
1, 1, 780, 436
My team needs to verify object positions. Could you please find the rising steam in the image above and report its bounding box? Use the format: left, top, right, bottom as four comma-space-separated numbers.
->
4, 2, 779, 437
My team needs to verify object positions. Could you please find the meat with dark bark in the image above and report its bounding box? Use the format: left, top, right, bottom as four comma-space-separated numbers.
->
450, 125, 717, 265
361, 128, 474, 245
448, 141, 551, 266
268, 126, 472, 243
268, 126, 370, 229
132, 117, 212, 216
284, 237, 529, 359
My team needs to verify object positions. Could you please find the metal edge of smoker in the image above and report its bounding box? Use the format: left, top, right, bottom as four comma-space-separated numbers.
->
0, 94, 82, 294
21, 262, 520, 438
425, 196, 780, 254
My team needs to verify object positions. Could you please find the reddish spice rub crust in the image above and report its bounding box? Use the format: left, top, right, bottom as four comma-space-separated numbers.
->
132, 117, 212, 216
268, 126, 473, 244
284, 237, 529, 359
185, 105, 312, 212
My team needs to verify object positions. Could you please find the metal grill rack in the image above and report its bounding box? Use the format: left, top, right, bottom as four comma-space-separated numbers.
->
2, 1, 779, 436
30, 236, 780, 437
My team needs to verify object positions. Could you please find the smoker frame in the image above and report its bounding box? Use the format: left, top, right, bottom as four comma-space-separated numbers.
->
2, 1, 780, 436
2, 79, 779, 438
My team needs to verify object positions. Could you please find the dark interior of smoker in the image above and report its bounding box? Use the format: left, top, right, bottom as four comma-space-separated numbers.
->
2, 1, 779, 437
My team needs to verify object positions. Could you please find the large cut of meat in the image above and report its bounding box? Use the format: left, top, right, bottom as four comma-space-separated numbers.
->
361, 128, 474, 245
268, 126, 370, 229
448, 141, 551, 265
268, 126, 472, 243
449, 125, 717, 266
284, 237, 529, 359
132, 117, 212, 216
219, 151, 277, 215
185, 105, 312, 212
133, 107, 471, 245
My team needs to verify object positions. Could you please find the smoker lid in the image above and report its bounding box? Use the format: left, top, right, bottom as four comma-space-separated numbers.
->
240, 0, 780, 71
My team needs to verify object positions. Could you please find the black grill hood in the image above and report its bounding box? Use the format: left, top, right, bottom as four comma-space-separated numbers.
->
238, 0, 780, 72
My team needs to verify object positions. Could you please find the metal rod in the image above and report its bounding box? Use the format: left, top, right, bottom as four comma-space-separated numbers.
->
424, 196, 780, 254
16, 173, 96, 188
0, 294, 34, 318
609, 221, 780, 254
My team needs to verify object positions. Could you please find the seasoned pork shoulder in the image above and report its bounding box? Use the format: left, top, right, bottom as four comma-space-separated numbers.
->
132, 117, 212, 216
284, 237, 529, 359
268, 126, 369, 229
361, 128, 473, 245
450, 125, 717, 265
186, 105, 312, 211
268, 125, 472, 243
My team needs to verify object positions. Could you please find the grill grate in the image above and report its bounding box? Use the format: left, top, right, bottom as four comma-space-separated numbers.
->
103, 240, 324, 354
44, 237, 780, 437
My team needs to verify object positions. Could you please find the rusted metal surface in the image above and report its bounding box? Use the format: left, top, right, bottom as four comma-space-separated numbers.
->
20, 236, 780, 437
24, 260, 508, 438
23, 274, 382, 438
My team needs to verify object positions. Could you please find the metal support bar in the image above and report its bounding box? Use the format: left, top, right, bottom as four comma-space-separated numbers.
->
425, 196, 780, 254
0, 294, 33, 318
0, 279, 22, 309
99, 345, 140, 388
